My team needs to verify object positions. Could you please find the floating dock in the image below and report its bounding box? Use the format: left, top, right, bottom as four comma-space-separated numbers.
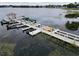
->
21, 27, 31, 31
15, 19, 79, 47
29, 29, 42, 36
42, 29, 79, 47
2, 13, 79, 47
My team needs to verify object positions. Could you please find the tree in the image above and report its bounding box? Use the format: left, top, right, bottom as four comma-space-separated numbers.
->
67, 3, 76, 8
63, 5, 67, 8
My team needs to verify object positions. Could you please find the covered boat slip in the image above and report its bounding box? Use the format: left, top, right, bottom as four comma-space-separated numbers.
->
16, 25, 27, 28
6, 22, 29, 30
0, 19, 18, 25
7, 25, 28, 30
7, 22, 22, 27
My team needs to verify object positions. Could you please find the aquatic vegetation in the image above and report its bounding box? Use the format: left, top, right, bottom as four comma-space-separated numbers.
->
0, 43, 15, 56
65, 12, 79, 18
0, 8, 79, 56
49, 49, 61, 56
65, 21, 79, 31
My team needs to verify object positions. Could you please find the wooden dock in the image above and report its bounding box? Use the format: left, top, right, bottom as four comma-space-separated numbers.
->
17, 19, 79, 47
42, 30, 79, 47
2, 18, 79, 47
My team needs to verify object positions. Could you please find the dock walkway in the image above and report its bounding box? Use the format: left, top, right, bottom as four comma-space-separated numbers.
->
3, 18, 79, 47
42, 30, 79, 47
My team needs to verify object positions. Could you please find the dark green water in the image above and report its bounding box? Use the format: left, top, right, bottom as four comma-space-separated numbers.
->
0, 23, 79, 56
0, 8, 79, 56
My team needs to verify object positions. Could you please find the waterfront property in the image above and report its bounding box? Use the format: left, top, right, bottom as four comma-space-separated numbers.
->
1, 13, 79, 47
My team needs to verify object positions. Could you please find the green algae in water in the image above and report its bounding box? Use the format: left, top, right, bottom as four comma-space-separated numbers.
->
0, 43, 15, 56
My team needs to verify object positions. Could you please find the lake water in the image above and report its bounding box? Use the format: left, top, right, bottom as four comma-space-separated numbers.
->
0, 8, 79, 35
0, 8, 79, 56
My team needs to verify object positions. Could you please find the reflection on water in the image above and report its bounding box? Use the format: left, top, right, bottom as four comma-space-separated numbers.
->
0, 8, 79, 35
0, 23, 79, 55
0, 8, 79, 56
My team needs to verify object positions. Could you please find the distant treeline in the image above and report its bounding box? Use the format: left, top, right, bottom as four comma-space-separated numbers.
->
0, 2, 79, 8
0, 5, 62, 8
63, 2, 79, 8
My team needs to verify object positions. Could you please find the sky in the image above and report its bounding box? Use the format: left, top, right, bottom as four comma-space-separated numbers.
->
0, 0, 79, 5
0, 2, 71, 5
0, 0, 79, 2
